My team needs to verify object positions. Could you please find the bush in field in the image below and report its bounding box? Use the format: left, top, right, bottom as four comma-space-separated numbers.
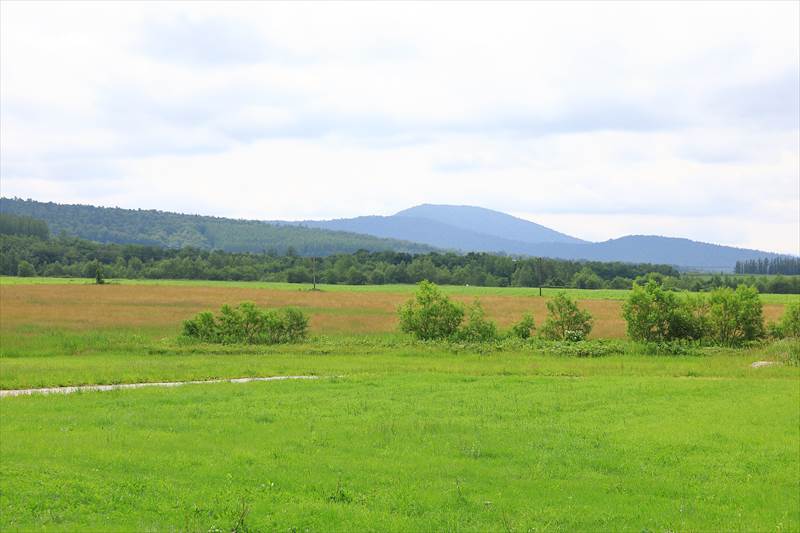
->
769, 301, 800, 339
622, 282, 704, 342
182, 302, 309, 344
399, 280, 464, 340
510, 313, 535, 339
455, 300, 498, 342
540, 292, 593, 341
705, 285, 764, 345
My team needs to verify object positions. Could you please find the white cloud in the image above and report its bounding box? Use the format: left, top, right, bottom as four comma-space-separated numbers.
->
1, 0, 798, 254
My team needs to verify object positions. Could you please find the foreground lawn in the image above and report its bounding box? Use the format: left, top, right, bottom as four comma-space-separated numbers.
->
2, 371, 798, 532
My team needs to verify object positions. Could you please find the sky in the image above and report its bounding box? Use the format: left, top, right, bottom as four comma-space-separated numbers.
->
1, 1, 798, 254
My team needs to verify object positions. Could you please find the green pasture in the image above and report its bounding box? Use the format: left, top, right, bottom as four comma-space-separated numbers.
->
2, 366, 798, 532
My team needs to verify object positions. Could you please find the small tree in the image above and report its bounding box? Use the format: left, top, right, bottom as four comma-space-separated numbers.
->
16, 260, 36, 277
456, 300, 498, 342
95, 263, 106, 285
398, 280, 464, 340
510, 313, 535, 339
706, 285, 764, 345
540, 292, 593, 341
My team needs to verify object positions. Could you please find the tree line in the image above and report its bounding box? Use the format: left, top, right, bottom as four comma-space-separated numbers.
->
1, 213, 797, 293
735, 257, 800, 275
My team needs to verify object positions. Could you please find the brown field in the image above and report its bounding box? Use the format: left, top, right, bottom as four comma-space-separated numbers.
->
0, 284, 787, 339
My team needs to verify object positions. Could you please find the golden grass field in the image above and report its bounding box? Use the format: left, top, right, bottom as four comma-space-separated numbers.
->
0, 283, 788, 339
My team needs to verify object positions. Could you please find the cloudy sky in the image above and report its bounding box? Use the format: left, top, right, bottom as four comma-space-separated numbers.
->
1, 1, 798, 253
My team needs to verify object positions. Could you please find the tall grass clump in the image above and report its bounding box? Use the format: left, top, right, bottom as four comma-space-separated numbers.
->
182, 302, 308, 344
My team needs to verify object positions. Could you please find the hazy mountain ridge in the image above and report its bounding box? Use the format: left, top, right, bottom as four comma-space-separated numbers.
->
295, 204, 788, 270
394, 204, 586, 244
291, 215, 564, 254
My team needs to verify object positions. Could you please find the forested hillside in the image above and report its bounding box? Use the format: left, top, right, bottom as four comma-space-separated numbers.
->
0, 198, 434, 255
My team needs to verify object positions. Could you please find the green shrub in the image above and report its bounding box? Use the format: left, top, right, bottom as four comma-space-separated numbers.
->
182, 311, 218, 342
622, 281, 704, 342
455, 300, 498, 342
771, 301, 800, 339
706, 285, 764, 345
509, 313, 535, 339
540, 292, 593, 341
399, 281, 464, 340
182, 302, 309, 345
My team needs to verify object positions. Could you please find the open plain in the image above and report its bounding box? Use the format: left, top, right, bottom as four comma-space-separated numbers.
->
1, 277, 798, 531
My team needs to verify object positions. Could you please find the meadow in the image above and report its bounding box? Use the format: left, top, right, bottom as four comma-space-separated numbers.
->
0, 277, 798, 531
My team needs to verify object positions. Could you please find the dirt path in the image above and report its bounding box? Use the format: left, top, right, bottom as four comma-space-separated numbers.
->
0, 375, 319, 398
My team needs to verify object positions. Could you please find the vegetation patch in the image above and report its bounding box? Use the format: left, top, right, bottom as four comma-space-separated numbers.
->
182, 302, 309, 345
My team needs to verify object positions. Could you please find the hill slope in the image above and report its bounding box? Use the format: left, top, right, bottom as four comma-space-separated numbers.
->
518, 236, 786, 270
394, 204, 586, 244
295, 215, 559, 254
0, 198, 436, 256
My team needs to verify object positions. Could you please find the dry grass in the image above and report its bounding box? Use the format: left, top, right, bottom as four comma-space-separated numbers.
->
0, 284, 787, 339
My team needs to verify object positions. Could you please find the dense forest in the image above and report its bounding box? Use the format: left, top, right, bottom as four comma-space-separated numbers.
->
735, 257, 800, 275
0, 198, 434, 255
2, 216, 798, 293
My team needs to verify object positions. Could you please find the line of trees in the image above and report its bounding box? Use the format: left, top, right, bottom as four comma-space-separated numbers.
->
735, 257, 800, 275
0, 213, 49, 239
1, 217, 798, 294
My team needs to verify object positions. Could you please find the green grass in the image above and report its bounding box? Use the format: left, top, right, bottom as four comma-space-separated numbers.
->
3, 276, 798, 304
2, 370, 798, 532
1, 277, 798, 531
0, 332, 798, 390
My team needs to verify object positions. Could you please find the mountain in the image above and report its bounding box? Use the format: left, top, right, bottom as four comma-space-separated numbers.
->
294, 215, 562, 254
0, 198, 435, 256
510, 236, 787, 271
292, 204, 787, 270
394, 204, 585, 244
291, 204, 585, 254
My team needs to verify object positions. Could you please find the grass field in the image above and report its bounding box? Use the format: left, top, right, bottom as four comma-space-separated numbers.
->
2, 275, 798, 304
1, 277, 798, 531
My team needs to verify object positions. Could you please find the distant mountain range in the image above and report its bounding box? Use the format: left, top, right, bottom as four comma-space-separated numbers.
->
1, 198, 789, 270
286, 203, 788, 270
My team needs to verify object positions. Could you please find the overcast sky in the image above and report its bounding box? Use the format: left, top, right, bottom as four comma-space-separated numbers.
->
1, 1, 798, 253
